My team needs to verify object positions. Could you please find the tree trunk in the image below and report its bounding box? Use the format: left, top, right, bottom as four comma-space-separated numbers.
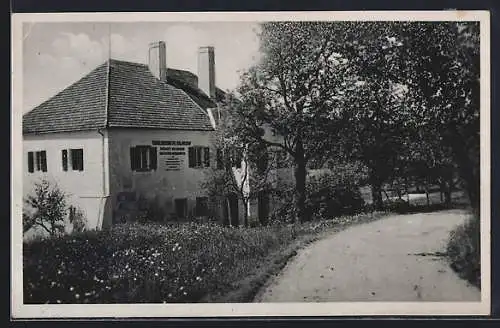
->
425, 183, 430, 207
243, 200, 249, 227
439, 180, 444, 203
454, 146, 480, 214
446, 125, 480, 215
405, 176, 410, 205
294, 137, 308, 223
444, 176, 452, 206
371, 179, 384, 211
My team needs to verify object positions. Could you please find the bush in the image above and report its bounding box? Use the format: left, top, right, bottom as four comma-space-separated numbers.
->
385, 198, 411, 214
446, 216, 481, 288
307, 174, 365, 219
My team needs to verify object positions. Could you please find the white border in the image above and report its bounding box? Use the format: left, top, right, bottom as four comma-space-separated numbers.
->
11, 10, 491, 318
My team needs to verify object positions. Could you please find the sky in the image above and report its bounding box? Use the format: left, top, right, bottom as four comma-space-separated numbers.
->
22, 22, 262, 113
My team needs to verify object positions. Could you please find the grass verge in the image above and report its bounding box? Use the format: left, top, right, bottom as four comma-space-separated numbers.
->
23, 212, 386, 304
445, 215, 481, 288
203, 211, 387, 303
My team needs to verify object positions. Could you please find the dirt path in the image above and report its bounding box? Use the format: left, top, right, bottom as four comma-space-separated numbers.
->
254, 209, 480, 302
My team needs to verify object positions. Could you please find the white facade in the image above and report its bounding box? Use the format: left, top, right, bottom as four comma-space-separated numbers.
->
23, 130, 112, 233
22, 127, 226, 233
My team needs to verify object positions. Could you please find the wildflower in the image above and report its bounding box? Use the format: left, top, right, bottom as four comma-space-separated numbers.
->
196, 276, 202, 281
69, 286, 74, 291
179, 286, 184, 291
75, 294, 80, 300
168, 293, 172, 298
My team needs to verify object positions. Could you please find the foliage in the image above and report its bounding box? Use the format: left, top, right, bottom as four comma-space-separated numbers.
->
68, 206, 87, 233
397, 22, 481, 212
233, 22, 356, 223
306, 170, 366, 219
339, 22, 479, 213
201, 97, 276, 227
23, 179, 67, 237
446, 216, 480, 288
23, 213, 383, 304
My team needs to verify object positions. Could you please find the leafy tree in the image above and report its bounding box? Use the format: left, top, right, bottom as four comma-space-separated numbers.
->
201, 97, 276, 227
335, 22, 480, 212
23, 179, 67, 237
396, 22, 480, 212
234, 22, 353, 223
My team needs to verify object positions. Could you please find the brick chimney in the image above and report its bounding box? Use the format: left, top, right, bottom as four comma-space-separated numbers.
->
197, 46, 216, 99
148, 41, 167, 81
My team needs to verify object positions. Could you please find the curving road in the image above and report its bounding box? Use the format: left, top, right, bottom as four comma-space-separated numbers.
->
254, 210, 480, 302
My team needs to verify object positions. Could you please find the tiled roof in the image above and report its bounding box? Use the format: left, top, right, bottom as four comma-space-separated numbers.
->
22, 63, 109, 135
23, 59, 221, 134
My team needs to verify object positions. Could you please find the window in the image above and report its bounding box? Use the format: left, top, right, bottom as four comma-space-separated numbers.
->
196, 197, 209, 216
27, 151, 47, 173
70, 149, 84, 171
175, 198, 187, 219
188, 146, 210, 168
130, 146, 157, 171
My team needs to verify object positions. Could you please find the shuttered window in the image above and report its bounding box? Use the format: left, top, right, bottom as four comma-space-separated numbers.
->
28, 150, 47, 173
188, 146, 210, 168
130, 145, 157, 171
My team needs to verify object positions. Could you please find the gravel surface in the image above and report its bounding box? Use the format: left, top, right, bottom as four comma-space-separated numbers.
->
254, 209, 481, 302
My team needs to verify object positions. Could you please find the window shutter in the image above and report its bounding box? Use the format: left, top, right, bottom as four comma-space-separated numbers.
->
130, 147, 137, 170
196, 147, 202, 167
204, 147, 210, 167
188, 147, 195, 168
41, 151, 47, 172
27, 152, 34, 173
62, 149, 68, 171
79, 149, 84, 171
149, 146, 157, 170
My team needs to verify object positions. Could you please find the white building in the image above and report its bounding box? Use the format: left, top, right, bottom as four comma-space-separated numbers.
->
23, 41, 264, 234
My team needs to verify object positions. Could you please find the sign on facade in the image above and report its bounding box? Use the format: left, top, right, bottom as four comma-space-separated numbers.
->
152, 140, 191, 171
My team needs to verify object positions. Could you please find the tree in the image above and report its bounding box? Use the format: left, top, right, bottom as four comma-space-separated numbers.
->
395, 22, 480, 212
23, 179, 67, 237
334, 22, 480, 212
201, 96, 276, 227
234, 22, 353, 223
334, 23, 414, 210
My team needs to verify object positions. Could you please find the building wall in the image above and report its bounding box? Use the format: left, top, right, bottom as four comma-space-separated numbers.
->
107, 128, 220, 223
23, 130, 111, 235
